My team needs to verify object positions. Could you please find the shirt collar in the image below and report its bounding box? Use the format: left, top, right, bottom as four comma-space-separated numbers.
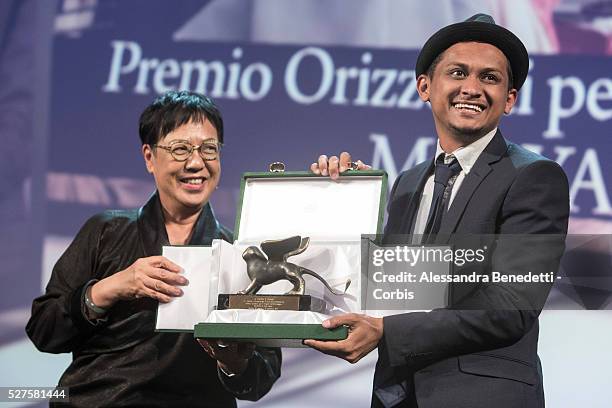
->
434, 127, 497, 174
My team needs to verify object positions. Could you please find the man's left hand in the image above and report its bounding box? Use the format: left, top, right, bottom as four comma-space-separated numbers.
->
310, 151, 370, 180
304, 313, 383, 363
197, 339, 255, 375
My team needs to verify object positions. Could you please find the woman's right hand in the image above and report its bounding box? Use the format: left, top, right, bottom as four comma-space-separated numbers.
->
90, 256, 188, 308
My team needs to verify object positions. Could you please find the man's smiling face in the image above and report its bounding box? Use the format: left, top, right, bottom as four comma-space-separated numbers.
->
417, 41, 517, 146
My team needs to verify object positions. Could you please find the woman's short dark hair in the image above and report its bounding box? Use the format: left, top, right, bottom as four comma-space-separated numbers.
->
138, 91, 224, 145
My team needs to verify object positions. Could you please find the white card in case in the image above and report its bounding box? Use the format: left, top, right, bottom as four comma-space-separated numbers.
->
155, 246, 215, 331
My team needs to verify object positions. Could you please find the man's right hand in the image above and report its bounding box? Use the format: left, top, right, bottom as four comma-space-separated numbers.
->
310, 151, 370, 180
91, 256, 188, 308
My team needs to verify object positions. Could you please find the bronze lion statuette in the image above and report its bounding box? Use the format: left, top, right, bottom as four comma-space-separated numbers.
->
240, 236, 351, 296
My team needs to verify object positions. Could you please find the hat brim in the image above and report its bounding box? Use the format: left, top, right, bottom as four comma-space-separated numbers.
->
415, 21, 529, 91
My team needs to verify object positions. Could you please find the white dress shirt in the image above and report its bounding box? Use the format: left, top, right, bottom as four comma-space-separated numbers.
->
412, 128, 498, 236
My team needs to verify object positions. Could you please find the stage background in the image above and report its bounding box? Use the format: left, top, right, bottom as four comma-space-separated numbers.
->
1, 1, 611, 407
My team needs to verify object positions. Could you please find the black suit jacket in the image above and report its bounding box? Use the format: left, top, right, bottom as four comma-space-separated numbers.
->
373, 130, 569, 408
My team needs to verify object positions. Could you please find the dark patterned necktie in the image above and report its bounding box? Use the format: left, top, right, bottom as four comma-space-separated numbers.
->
423, 154, 462, 242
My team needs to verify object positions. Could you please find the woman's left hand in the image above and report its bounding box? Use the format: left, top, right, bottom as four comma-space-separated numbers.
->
197, 339, 255, 375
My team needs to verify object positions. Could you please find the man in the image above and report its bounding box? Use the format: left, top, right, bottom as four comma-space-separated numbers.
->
307, 14, 569, 408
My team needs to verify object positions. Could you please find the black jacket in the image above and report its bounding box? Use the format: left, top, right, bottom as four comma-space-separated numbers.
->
26, 193, 281, 407
375, 131, 569, 408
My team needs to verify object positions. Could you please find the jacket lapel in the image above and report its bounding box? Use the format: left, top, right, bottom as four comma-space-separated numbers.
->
137, 193, 170, 256
403, 162, 433, 235
385, 161, 433, 237
438, 130, 508, 238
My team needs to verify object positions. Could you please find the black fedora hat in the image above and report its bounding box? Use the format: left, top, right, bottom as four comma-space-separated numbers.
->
415, 13, 529, 90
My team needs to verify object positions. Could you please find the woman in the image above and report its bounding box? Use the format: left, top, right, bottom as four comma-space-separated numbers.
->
26, 91, 281, 407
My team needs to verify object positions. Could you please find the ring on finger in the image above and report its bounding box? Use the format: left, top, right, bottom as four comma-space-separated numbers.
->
348, 161, 359, 171
155, 281, 160, 291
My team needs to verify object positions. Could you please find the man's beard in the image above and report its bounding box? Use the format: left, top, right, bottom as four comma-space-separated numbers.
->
450, 124, 491, 144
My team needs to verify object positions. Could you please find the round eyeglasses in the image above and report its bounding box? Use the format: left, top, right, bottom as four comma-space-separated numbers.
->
154, 139, 222, 161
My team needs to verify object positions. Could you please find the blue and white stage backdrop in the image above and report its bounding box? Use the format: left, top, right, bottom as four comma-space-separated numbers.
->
1, 1, 611, 407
